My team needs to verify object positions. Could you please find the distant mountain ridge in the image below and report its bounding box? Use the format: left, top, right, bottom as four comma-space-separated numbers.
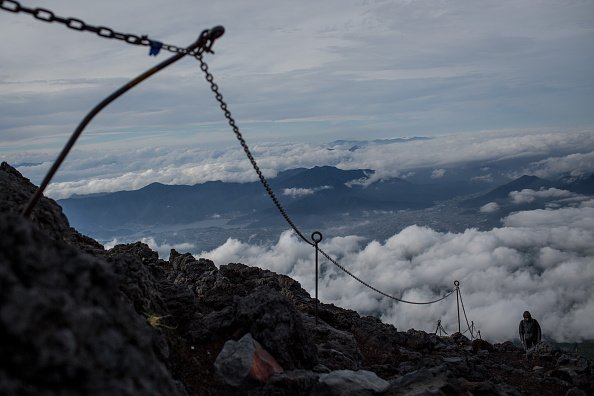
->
58, 166, 477, 233
57, 165, 594, 236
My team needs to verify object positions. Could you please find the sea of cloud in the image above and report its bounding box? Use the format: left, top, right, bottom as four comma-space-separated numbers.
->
9, 127, 594, 199
182, 199, 594, 344
9, 128, 594, 343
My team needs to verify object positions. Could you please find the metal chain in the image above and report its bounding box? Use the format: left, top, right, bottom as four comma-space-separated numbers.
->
458, 288, 476, 338
194, 53, 456, 306
0, 0, 211, 56
320, 248, 456, 304
2, 0, 456, 306
194, 52, 314, 247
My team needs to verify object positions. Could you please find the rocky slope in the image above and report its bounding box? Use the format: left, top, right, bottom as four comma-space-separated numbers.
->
1, 161, 593, 396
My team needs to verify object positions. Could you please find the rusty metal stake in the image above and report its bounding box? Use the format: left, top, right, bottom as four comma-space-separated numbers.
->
312, 231, 323, 325
455, 280, 460, 333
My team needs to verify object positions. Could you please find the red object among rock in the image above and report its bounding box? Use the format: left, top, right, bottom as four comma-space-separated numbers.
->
249, 340, 284, 384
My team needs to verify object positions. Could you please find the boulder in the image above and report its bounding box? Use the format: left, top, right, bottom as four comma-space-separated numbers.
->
258, 369, 320, 396
214, 333, 283, 388
235, 286, 318, 370
386, 366, 460, 396
303, 313, 364, 371
0, 213, 184, 395
319, 369, 389, 395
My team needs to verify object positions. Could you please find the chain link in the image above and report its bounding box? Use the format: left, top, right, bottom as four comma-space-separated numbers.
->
194, 52, 313, 246
0, 0, 204, 55
194, 52, 455, 306
2, 0, 456, 306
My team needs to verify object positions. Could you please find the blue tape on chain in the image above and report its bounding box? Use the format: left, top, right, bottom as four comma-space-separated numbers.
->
149, 41, 163, 56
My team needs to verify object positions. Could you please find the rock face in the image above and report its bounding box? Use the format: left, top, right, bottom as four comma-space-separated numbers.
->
1, 161, 593, 396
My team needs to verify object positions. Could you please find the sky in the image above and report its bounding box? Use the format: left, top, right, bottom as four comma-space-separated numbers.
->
1, 0, 593, 158
2, 0, 594, 344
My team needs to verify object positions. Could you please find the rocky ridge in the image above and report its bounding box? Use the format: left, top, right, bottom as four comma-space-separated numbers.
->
1, 161, 593, 395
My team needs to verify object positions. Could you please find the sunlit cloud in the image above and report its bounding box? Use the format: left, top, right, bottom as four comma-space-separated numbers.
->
199, 203, 594, 343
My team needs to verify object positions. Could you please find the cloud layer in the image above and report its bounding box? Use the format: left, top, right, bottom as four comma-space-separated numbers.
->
8, 128, 594, 199
194, 200, 594, 343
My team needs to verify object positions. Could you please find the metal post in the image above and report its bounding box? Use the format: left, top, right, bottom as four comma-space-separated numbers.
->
454, 280, 460, 333
312, 231, 323, 325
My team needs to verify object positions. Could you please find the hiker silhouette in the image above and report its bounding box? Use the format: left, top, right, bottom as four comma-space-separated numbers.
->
519, 311, 541, 349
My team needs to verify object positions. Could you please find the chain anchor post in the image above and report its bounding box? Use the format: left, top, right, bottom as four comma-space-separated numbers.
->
454, 280, 460, 333
312, 231, 323, 325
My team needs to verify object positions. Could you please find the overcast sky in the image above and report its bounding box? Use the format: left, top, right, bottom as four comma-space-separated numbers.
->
1, 0, 593, 158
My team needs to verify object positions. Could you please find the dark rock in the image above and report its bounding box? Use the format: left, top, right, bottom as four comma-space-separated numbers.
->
460, 378, 522, 396
1, 162, 593, 396
494, 341, 521, 352
386, 366, 460, 396
214, 333, 283, 389
472, 338, 494, 352
0, 162, 104, 255
235, 286, 318, 370
254, 369, 320, 396
0, 162, 70, 240
449, 332, 471, 347
0, 213, 184, 395
319, 369, 389, 395
566, 387, 587, 396
303, 314, 364, 371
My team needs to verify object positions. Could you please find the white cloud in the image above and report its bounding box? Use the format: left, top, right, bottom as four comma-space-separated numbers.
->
141, 237, 195, 260
480, 202, 499, 213
523, 151, 594, 180
509, 188, 576, 204
472, 174, 493, 183
283, 185, 333, 198
104, 236, 195, 259
14, 128, 592, 199
431, 168, 446, 179
199, 203, 594, 343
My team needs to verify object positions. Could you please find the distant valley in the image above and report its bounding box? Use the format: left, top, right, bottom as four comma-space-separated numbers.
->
58, 166, 594, 255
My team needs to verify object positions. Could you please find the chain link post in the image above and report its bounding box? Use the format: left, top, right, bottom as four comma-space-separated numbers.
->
454, 280, 460, 333
312, 232, 323, 325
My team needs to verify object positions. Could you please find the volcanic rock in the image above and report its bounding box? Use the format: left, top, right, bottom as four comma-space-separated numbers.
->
1, 161, 593, 396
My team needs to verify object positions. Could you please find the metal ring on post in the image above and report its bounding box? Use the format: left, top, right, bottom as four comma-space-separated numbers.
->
312, 231, 323, 244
